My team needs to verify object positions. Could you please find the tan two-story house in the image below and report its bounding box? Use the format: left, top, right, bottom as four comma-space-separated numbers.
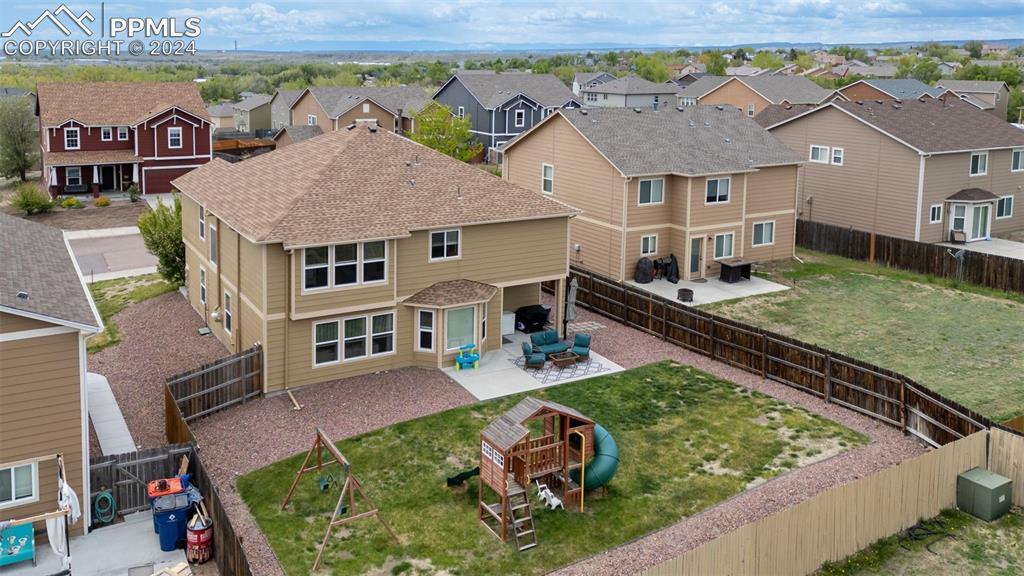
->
765, 99, 1024, 243
677, 76, 831, 117
173, 126, 576, 392
289, 86, 429, 136
501, 106, 802, 282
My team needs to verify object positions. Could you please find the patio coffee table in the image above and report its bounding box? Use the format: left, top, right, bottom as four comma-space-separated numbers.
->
549, 351, 579, 369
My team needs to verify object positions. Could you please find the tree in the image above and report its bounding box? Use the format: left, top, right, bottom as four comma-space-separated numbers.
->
963, 40, 983, 59
0, 96, 37, 181
830, 45, 868, 62
732, 47, 748, 62
752, 51, 784, 71
795, 53, 815, 71
408, 103, 483, 163
910, 60, 942, 84
633, 54, 670, 83
1008, 88, 1024, 123
138, 195, 185, 285
701, 50, 727, 75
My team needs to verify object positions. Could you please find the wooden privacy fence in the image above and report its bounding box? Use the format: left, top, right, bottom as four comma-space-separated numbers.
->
165, 345, 262, 443
89, 443, 194, 518
642, 431, 989, 576
567, 266, 995, 448
988, 428, 1024, 507
796, 219, 1024, 294
188, 445, 254, 576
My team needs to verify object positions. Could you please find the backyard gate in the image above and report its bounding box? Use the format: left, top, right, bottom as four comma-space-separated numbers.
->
89, 443, 194, 519
165, 345, 263, 443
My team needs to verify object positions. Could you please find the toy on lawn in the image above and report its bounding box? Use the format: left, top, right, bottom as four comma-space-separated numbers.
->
454, 343, 480, 370
281, 428, 398, 571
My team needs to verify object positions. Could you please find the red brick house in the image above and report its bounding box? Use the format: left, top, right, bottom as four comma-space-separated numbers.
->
36, 82, 212, 196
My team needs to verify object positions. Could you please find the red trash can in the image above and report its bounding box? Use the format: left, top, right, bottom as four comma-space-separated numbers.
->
186, 514, 213, 564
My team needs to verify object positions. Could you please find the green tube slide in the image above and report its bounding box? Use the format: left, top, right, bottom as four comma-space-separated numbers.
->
570, 424, 619, 491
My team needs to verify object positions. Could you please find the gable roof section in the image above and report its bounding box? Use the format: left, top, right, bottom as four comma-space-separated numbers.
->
754, 103, 818, 128
935, 80, 1008, 94
307, 86, 429, 119
447, 72, 578, 109
403, 280, 497, 308
854, 79, 946, 99
0, 213, 101, 332
574, 71, 615, 86
233, 94, 272, 111
273, 124, 323, 143
37, 82, 209, 127
207, 102, 236, 117
173, 126, 577, 249
678, 76, 830, 104
583, 75, 680, 95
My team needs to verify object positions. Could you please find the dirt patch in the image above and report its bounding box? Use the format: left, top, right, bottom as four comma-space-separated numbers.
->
2, 199, 148, 230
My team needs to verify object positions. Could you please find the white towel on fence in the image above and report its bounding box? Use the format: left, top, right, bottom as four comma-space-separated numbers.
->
46, 477, 81, 570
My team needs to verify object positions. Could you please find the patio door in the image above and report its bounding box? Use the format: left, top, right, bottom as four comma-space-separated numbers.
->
969, 204, 990, 241
101, 166, 115, 191
689, 237, 703, 279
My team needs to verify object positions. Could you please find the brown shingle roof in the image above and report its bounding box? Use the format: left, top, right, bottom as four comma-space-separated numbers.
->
482, 397, 593, 450
36, 82, 209, 126
43, 149, 141, 166
754, 103, 818, 128
173, 126, 577, 249
947, 188, 999, 202
403, 280, 497, 308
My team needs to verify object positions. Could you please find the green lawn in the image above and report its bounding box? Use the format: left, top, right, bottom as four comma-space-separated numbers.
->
238, 361, 868, 575
817, 508, 1024, 576
87, 273, 177, 353
705, 251, 1024, 422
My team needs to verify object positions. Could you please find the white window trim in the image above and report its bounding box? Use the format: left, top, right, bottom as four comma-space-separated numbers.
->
359, 242, 388, 286
929, 204, 943, 224
638, 177, 665, 206
66, 166, 82, 186
302, 242, 389, 292
64, 127, 80, 150
831, 147, 844, 166
746, 103, 755, 117
198, 206, 206, 240
312, 319, 340, 367
457, 106, 465, 119
640, 234, 658, 256
342, 316, 368, 361
541, 164, 554, 195
752, 220, 775, 247
0, 462, 39, 510
222, 291, 233, 334
951, 204, 967, 232
101, 126, 113, 141
713, 232, 735, 260
117, 126, 129, 141
704, 176, 731, 205
1011, 149, 1024, 173
168, 126, 183, 149
307, 114, 318, 126
514, 109, 526, 128
481, 302, 488, 342
429, 228, 462, 262
416, 309, 435, 352
362, 103, 370, 113
445, 306, 477, 352
323, 311, 396, 363
370, 312, 396, 357
208, 222, 218, 267
199, 267, 207, 305
969, 151, 988, 177
996, 195, 1014, 219
809, 144, 828, 164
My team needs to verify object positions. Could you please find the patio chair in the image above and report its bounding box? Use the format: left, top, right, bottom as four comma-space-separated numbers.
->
521, 341, 546, 369
572, 333, 592, 360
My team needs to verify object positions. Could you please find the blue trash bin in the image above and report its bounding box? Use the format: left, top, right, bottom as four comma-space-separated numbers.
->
152, 493, 189, 550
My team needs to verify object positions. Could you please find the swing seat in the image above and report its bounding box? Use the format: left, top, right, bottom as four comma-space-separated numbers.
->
318, 473, 336, 492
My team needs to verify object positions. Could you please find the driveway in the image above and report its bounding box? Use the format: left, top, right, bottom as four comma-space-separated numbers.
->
70, 232, 157, 282
941, 237, 1024, 260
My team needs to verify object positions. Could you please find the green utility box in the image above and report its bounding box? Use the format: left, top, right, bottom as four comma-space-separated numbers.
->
957, 467, 1012, 522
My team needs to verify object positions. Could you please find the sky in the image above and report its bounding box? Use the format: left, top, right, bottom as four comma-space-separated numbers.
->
2, 1, 1023, 51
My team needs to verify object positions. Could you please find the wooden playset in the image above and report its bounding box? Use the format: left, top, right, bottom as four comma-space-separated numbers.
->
281, 428, 398, 570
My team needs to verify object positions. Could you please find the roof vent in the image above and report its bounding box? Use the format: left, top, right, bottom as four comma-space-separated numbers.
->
784, 104, 792, 110
633, 108, 642, 113
893, 104, 902, 109
724, 137, 732, 144
456, 185, 463, 200
855, 100, 864, 105
715, 105, 724, 110
688, 120, 696, 127
346, 123, 357, 130
874, 100, 883, 105
414, 154, 420, 165
676, 106, 684, 112
894, 98, 903, 104
703, 121, 711, 127
16, 291, 29, 300
368, 125, 378, 133
579, 109, 588, 115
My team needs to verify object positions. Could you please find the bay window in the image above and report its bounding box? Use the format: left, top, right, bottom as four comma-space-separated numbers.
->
446, 307, 475, 350
417, 310, 434, 351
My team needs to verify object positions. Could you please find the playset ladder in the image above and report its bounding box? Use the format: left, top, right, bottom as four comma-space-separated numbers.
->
507, 485, 537, 552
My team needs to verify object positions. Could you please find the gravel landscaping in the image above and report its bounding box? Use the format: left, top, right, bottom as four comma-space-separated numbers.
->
3, 199, 148, 230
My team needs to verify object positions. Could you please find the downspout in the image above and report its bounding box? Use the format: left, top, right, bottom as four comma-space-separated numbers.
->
913, 154, 929, 241
284, 250, 300, 410
235, 228, 241, 351
621, 177, 631, 282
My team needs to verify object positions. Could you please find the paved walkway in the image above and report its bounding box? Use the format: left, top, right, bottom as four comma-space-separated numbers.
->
70, 233, 157, 282
940, 237, 1024, 260
628, 275, 790, 305
87, 372, 137, 455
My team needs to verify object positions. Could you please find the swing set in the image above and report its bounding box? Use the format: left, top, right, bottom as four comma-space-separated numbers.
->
281, 428, 398, 571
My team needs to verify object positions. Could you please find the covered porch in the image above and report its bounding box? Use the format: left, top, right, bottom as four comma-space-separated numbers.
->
44, 150, 141, 197
945, 188, 999, 243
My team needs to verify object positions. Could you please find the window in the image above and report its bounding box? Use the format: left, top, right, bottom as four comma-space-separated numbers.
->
1012, 149, 1023, 172
752, 221, 774, 246
446, 307, 475, 350
641, 234, 658, 255
362, 241, 386, 283
952, 204, 966, 231
168, 127, 182, 149
586, 92, 597, 102
101, 126, 112, 141
746, 103, 755, 117
304, 246, 330, 289
0, 462, 37, 508
705, 177, 730, 204
333, 244, 358, 286
970, 151, 988, 176
430, 229, 460, 260
831, 147, 844, 166
209, 223, 218, 265
457, 106, 465, 119
307, 114, 317, 126
343, 317, 367, 360
371, 313, 394, 355
480, 302, 488, 340
714, 232, 734, 260
929, 204, 943, 224
997, 196, 1014, 219
809, 145, 828, 163
313, 321, 339, 365
118, 126, 129, 141
541, 164, 554, 194
514, 109, 526, 127
681, 97, 696, 106
198, 206, 206, 240
654, 96, 660, 105
223, 292, 232, 334
362, 103, 370, 113
64, 127, 80, 150
199, 268, 207, 304
602, 94, 608, 100
638, 178, 664, 205
417, 310, 434, 351
66, 166, 82, 187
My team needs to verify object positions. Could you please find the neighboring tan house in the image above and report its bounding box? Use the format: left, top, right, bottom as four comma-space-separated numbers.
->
579, 75, 680, 108
172, 125, 576, 392
206, 102, 236, 130
677, 76, 831, 118
270, 89, 303, 130
936, 80, 1010, 120
289, 86, 428, 136
835, 64, 898, 79
725, 65, 769, 77
572, 72, 616, 96
36, 82, 212, 196
433, 72, 581, 162
232, 94, 272, 133
765, 99, 1024, 243
501, 106, 802, 282
272, 124, 323, 148
666, 72, 709, 89
835, 78, 945, 102
0, 213, 102, 538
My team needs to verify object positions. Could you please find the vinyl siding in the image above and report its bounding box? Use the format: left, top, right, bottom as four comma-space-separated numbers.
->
570, 218, 623, 280
290, 91, 330, 130
627, 176, 678, 228
334, 100, 398, 133
0, 315, 54, 333
292, 241, 396, 318
838, 83, 894, 101
690, 174, 746, 228
266, 245, 289, 315
697, 79, 772, 114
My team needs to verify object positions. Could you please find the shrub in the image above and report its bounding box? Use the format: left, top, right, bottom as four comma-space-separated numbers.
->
127, 184, 140, 203
11, 183, 54, 214
60, 196, 80, 209
138, 195, 184, 285
95, 195, 111, 207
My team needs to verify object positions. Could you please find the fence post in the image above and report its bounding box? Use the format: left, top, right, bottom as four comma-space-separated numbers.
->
661, 301, 667, 341
761, 333, 767, 378
709, 318, 717, 360
621, 284, 627, 325
900, 380, 907, 432
824, 355, 832, 404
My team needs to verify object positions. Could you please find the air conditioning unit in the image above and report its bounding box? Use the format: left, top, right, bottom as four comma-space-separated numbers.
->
957, 467, 1012, 521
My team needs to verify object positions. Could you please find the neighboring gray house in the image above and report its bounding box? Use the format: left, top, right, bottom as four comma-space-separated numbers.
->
572, 71, 616, 95
233, 94, 272, 133
270, 89, 303, 130
936, 80, 1010, 120
433, 72, 581, 162
206, 101, 236, 130
579, 75, 680, 108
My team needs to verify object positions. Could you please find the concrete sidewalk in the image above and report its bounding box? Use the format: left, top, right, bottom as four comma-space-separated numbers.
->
70, 234, 157, 283
87, 372, 137, 455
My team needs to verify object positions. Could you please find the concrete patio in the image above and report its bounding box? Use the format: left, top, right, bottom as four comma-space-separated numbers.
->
444, 330, 624, 400
627, 275, 790, 306
940, 237, 1024, 260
